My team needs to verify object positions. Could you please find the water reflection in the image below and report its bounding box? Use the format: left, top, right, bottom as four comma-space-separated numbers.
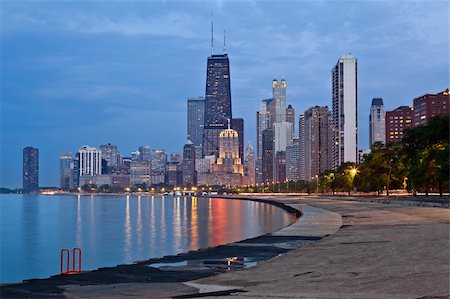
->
0, 195, 292, 283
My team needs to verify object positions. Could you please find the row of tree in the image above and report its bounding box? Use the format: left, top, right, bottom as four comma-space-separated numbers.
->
235, 115, 449, 197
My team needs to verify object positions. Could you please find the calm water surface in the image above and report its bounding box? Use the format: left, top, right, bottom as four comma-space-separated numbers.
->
0, 194, 292, 283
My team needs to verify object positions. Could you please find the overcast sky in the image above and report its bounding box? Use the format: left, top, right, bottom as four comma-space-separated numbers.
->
1, 0, 448, 188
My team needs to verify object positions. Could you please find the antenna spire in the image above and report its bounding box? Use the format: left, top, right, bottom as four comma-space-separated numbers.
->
223, 29, 226, 53
210, 11, 214, 55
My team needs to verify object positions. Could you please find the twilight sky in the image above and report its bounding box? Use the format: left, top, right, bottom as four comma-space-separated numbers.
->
1, 1, 448, 188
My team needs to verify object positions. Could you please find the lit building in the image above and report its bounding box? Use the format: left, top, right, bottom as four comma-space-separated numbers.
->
286, 139, 301, 181
273, 78, 287, 123
332, 54, 358, 169
209, 121, 244, 187
203, 54, 232, 158
187, 97, 205, 147
244, 142, 256, 186
385, 106, 413, 143
298, 114, 306, 180
261, 128, 274, 184
182, 139, 197, 187
413, 89, 449, 126
100, 143, 120, 167
23, 146, 39, 192
151, 149, 166, 185
170, 153, 182, 164
369, 98, 386, 146
78, 146, 102, 177
304, 106, 332, 180
60, 153, 75, 190
165, 162, 182, 187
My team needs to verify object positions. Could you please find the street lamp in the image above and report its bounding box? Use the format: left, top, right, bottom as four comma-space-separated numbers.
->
315, 175, 319, 196
349, 167, 358, 195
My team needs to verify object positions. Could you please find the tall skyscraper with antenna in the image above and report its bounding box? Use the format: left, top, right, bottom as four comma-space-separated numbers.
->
202, 17, 233, 158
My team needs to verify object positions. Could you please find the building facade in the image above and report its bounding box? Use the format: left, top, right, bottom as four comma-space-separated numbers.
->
244, 142, 256, 186
286, 139, 301, 181
100, 143, 120, 168
385, 106, 414, 143
332, 54, 358, 169
130, 160, 151, 186
60, 153, 75, 189
187, 97, 205, 147
413, 89, 449, 126
298, 114, 306, 181
203, 54, 232, 158
369, 98, 386, 146
304, 106, 332, 181
261, 129, 274, 184
231, 118, 244, 165
286, 104, 295, 140
78, 146, 102, 177
273, 79, 286, 123
23, 146, 39, 192
182, 139, 197, 187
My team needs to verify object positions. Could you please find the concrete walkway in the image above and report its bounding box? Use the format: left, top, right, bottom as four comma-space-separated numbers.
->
188, 197, 450, 299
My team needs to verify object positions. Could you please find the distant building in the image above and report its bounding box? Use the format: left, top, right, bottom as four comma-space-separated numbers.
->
256, 98, 274, 184
244, 142, 256, 186
298, 114, 306, 181
138, 146, 151, 162
203, 54, 232, 158
231, 118, 244, 165
23, 146, 39, 192
261, 128, 274, 184
165, 162, 182, 187
209, 121, 244, 187
182, 139, 197, 187
78, 146, 102, 177
187, 97, 205, 147
369, 98, 386, 146
274, 151, 286, 183
385, 106, 414, 143
358, 148, 372, 164
332, 54, 358, 169
304, 106, 332, 181
286, 104, 295, 140
130, 160, 151, 186
100, 143, 120, 167
286, 139, 301, 181
111, 174, 130, 189
60, 153, 75, 189
274, 122, 292, 152
170, 153, 182, 164
273, 79, 287, 123
151, 149, 166, 185
413, 89, 449, 126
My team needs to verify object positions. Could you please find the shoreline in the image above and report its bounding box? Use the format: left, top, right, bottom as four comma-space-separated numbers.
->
0, 196, 306, 297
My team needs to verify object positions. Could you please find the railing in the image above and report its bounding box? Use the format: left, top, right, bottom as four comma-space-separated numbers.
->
60, 248, 82, 275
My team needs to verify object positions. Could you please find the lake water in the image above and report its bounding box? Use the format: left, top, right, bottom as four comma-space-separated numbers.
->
0, 194, 292, 283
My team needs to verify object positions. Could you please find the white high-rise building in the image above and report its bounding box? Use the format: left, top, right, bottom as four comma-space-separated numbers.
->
369, 98, 386, 146
78, 146, 102, 176
332, 54, 358, 169
298, 114, 306, 180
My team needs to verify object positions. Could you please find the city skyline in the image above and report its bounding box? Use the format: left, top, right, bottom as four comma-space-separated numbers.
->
1, 1, 448, 187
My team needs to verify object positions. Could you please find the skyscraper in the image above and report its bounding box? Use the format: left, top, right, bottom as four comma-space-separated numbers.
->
244, 142, 256, 186
23, 146, 39, 192
369, 98, 386, 146
286, 104, 295, 140
231, 118, 244, 165
332, 54, 358, 169
78, 146, 102, 177
286, 139, 301, 181
413, 89, 449, 126
60, 153, 75, 189
203, 54, 232, 158
182, 139, 197, 187
187, 97, 205, 147
100, 143, 119, 167
273, 79, 286, 123
256, 98, 273, 183
304, 106, 332, 180
261, 128, 274, 184
298, 114, 306, 180
138, 146, 151, 162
